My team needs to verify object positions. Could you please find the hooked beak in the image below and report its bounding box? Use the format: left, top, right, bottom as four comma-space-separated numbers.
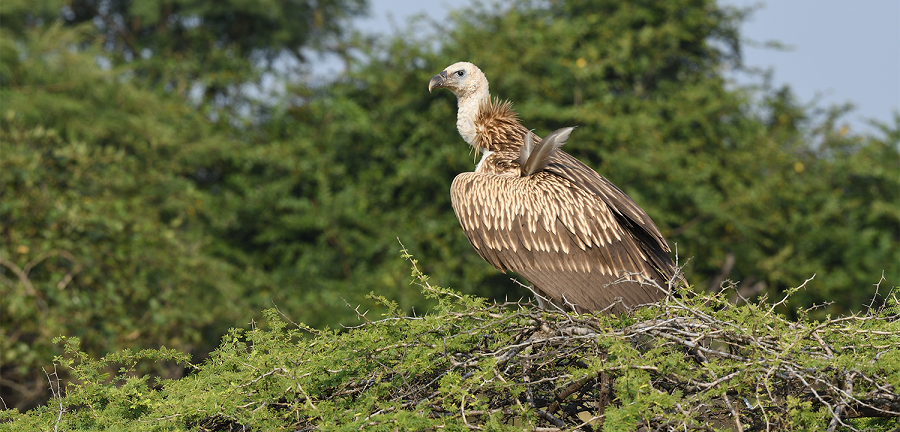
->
428, 70, 448, 93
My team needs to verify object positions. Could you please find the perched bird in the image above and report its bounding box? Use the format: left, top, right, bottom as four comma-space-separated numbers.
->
429, 61, 686, 313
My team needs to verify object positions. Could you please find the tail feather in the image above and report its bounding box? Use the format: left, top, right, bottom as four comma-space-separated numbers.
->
519, 127, 574, 177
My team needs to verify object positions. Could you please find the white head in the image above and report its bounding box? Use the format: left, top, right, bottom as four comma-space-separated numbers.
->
427, 62, 489, 100
428, 62, 491, 147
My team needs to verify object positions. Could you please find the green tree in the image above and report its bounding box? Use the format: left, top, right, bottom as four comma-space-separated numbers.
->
3, 273, 899, 430
0, 24, 254, 410
1, 0, 371, 411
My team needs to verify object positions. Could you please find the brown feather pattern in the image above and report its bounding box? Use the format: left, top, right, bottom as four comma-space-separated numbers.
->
452, 98, 685, 314
472, 98, 533, 152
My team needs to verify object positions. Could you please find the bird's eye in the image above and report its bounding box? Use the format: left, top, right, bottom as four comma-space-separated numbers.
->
455, 70, 465, 77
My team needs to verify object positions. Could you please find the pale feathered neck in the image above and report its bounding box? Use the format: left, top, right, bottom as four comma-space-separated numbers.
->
455, 82, 490, 148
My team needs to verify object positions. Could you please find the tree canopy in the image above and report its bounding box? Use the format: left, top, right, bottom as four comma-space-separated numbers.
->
1, 0, 898, 413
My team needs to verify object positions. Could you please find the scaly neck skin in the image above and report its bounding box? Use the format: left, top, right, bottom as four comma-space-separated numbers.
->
455, 85, 489, 150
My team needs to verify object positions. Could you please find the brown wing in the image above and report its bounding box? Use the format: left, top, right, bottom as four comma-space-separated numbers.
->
547, 151, 684, 286
450, 170, 667, 313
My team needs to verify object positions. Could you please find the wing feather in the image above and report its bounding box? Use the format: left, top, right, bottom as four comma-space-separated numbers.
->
451, 169, 668, 313
520, 127, 573, 176
546, 151, 684, 286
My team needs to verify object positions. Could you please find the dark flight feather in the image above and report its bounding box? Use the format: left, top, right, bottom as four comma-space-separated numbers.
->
519, 127, 573, 177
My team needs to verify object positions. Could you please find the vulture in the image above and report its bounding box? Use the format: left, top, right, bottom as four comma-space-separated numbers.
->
428, 61, 687, 314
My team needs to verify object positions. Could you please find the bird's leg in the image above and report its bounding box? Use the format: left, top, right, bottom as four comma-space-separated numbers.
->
535, 288, 549, 310
533, 286, 567, 313
525, 284, 551, 309
510, 278, 565, 312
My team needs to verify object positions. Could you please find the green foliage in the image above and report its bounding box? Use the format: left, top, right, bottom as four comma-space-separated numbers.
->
2, 258, 898, 430
0, 23, 255, 410
0, 0, 370, 411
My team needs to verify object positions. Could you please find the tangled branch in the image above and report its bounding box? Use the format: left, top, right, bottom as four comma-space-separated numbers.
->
212, 276, 899, 431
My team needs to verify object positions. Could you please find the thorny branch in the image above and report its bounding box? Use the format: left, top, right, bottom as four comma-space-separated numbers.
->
43, 365, 65, 432
194, 254, 899, 431
211, 285, 900, 431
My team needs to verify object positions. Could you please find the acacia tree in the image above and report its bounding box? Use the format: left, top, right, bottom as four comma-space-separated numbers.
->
3, 260, 899, 430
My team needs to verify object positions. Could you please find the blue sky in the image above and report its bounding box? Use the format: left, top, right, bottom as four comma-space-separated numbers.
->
348, 0, 899, 136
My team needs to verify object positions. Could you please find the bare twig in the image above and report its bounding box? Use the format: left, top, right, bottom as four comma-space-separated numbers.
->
43, 365, 65, 432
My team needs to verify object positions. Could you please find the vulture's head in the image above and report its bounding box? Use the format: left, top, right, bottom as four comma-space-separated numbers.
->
428, 62, 488, 100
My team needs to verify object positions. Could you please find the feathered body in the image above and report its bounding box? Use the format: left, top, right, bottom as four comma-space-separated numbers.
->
430, 62, 684, 313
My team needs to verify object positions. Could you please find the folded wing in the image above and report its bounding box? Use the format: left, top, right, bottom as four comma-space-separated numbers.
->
451, 164, 669, 313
